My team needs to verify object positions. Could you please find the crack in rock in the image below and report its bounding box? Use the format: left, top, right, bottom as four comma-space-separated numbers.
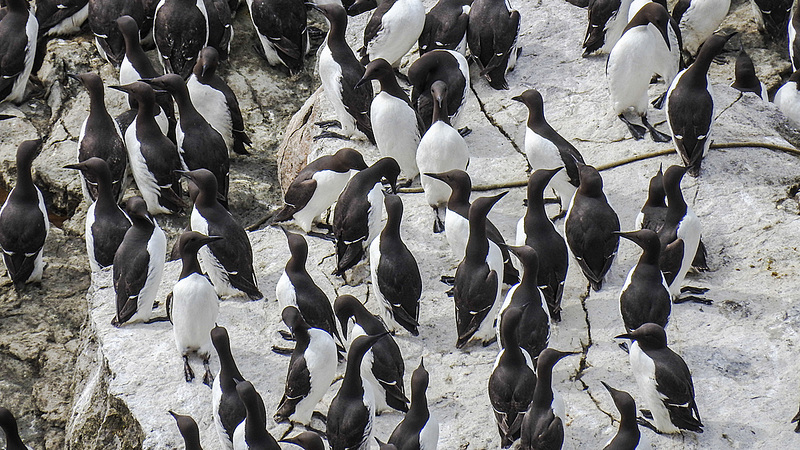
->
572, 288, 615, 424
469, 83, 524, 156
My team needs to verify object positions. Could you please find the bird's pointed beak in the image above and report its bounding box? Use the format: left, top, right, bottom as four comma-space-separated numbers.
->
511, 95, 523, 103
614, 333, 632, 340
67, 73, 82, 82
354, 75, 369, 89
63, 163, 82, 170
109, 85, 129, 94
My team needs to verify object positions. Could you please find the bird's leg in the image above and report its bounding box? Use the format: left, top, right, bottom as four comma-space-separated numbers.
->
307, 230, 336, 242
640, 409, 653, 419
314, 120, 342, 129
651, 91, 667, 110
183, 355, 195, 382
279, 329, 296, 341
433, 207, 445, 234
673, 295, 712, 305
272, 345, 295, 355
680, 286, 709, 295
144, 316, 170, 324
482, 335, 498, 347
313, 130, 351, 141
312, 411, 328, 424
618, 114, 646, 140
458, 127, 472, 137
202, 355, 214, 387
618, 342, 630, 353
642, 116, 671, 142
445, 287, 455, 297
278, 422, 295, 440
636, 416, 662, 434
549, 210, 567, 222
543, 197, 560, 204
440, 275, 456, 286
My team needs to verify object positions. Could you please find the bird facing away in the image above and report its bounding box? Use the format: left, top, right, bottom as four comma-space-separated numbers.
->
565, 164, 620, 292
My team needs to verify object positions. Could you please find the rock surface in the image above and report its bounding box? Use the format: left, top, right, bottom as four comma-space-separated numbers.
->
4, 0, 800, 449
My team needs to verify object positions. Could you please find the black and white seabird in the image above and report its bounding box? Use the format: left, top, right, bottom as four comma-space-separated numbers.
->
249, 0, 308, 74
88, 0, 146, 66
515, 168, 568, 322
635, 165, 708, 272
565, 164, 620, 292
0, 0, 37, 104
233, 381, 281, 450
280, 431, 325, 450
513, 89, 585, 210
183, 168, 263, 300
615, 323, 703, 434
64, 158, 131, 272
110, 82, 185, 215
671, 0, 730, 58
408, 49, 469, 131
36, 0, 89, 37
467, 0, 520, 90
665, 32, 736, 177
332, 157, 400, 276
0, 139, 48, 288
751, 0, 792, 39
275, 306, 338, 425
496, 246, 551, 363
272, 148, 368, 233
276, 229, 342, 342
791, 2, 800, 70
600, 382, 645, 449
356, 58, 423, 182
775, 69, 800, 125
488, 306, 536, 448
387, 359, 439, 449
169, 411, 204, 450
170, 231, 221, 386
204, 0, 233, 60
731, 46, 766, 100
606, 3, 679, 142
315, 2, 375, 143
419, 0, 470, 55
334, 294, 410, 414
189, 47, 252, 156
582, 0, 632, 57
71, 72, 128, 203
369, 194, 422, 336
453, 192, 507, 348
426, 170, 519, 285
211, 326, 247, 450
416, 81, 469, 233
111, 196, 166, 326
0, 407, 32, 450
147, 73, 230, 205
657, 165, 702, 302
154, 0, 209, 77
617, 229, 671, 332
326, 332, 388, 450
518, 348, 577, 450
116, 15, 177, 142
356, 0, 425, 67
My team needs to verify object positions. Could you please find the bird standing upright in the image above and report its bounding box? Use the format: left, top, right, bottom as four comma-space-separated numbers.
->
154, 0, 209, 77
565, 164, 620, 292
358, 0, 425, 67
515, 168, 568, 321
0, 140, 48, 288
387, 359, 439, 449
665, 32, 736, 177
417, 81, 470, 233
184, 169, 262, 300
488, 306, 536, 448
617, 229, 671, 332
170, 231, 222, 386
453, 192, 506, 348
512, 89, 585, 211
71, 72, 128, 203
369, 194, 422, 336
111, 196, 166, 326
467, 0, 520, 90
0, 0, 37, 105
249, 0, 309, 74
210, 326, 247, 449
332, 158, 400, 276
327, 333, 389, 450
615, 323, 703, 434
418, 0, 471, 55
64, 158, 131, 272
600, 382, 644, 449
